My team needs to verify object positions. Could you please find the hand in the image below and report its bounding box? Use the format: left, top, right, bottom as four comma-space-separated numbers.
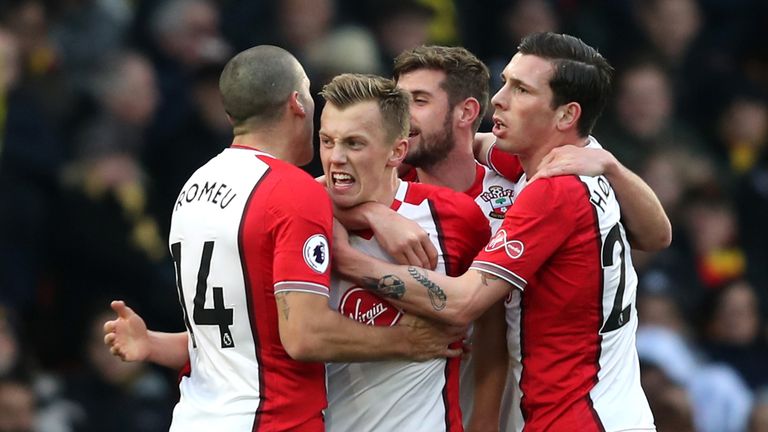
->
398, 313, 466, 361
370, 210, 437, 270
528, 145, 617, 183
103, 300, 150, 362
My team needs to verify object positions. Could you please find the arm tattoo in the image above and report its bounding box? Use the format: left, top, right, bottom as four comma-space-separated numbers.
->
477, 270, 500, 286
362, 275, 405, 300
275, 293, 290, 320
408, 267, 446, 311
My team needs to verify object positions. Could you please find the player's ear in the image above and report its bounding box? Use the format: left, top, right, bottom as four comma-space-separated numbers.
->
555, 102, 580, 132
387, 138, 409, 168
456, 97, 481, 129
288, 91, 306, 117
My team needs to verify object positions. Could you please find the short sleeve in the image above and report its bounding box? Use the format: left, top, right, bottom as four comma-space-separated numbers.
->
470, 178, 576, 290
268, 176, 333, 296
487, 143, 524, 182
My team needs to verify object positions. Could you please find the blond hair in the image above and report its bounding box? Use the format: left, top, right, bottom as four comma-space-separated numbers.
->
320, 74, 410, 141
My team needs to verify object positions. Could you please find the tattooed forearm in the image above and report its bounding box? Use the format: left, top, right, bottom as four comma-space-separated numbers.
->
407, 267, 446, 311
477, 270, 501, 286
362, 275, 406, 299
275, 293, 290, 320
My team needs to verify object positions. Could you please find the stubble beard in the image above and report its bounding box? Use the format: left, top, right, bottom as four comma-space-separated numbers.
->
405, 113, 455, 169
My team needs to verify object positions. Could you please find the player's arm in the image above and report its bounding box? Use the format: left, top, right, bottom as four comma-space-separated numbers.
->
472, 132, 496, 166
274, 291, 464, 362
334, 203, 437, 269
467, 301, 508, 432
333, 225, 510, 326
335, 178, 572, 326
273, 177, 460, 361
529, 145, 672, 251
103, 300, 189, 369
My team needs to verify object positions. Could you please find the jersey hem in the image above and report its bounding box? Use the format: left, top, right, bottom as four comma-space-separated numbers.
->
469, 261, 527, 290
274, 281, 330, 297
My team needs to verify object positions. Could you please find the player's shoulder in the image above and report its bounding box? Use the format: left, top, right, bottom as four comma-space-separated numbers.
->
487, 144, 524, 181
260, 155, 311, 180
526, 174, 587, 195
403, 181, 478, 210
404, 182, 489, 235
260, 156, 326, 194
521, 175, 598, 217
255, 157, 331, 216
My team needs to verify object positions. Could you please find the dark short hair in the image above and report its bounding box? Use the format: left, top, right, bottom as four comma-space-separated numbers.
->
219, 45, 303, 134
518, 32, 614, 136
393, 45, 490, 132
320, 74, 410, 142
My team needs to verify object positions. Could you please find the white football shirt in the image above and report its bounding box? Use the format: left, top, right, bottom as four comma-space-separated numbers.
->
168, 147, 331, 432
325, 180, 490, 432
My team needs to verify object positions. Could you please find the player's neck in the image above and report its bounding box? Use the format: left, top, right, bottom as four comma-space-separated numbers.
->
230, 131, 303, 165
416, 142, 476, 192
374, 169, 401, 207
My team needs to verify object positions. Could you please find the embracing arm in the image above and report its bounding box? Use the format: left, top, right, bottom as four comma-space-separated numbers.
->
103, 300, 189, 369
333, 229, 510, 327
530, 145, 672, 251
275, 291, 464, 362
473, 132, 497, 166
603, 159, 672, 251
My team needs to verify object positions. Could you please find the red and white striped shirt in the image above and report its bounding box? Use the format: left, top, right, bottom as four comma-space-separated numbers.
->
326, 180, 490, 432
169, 147, 332, 432
471, 138, 655, 432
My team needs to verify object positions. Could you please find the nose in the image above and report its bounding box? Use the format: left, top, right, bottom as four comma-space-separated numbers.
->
328, 141, 347, 165
491, 87, 505, 109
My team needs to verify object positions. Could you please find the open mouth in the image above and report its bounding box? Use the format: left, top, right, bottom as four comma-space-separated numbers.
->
492, 116, 506, 135
408, 125, 420, 138
331, 172, 356, 187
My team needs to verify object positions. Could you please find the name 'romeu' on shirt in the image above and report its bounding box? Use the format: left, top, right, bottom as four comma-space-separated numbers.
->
175, 180, 237, 211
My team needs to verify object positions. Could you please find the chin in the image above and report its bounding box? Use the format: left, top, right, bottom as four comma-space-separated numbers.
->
331, 198, 359, 210
493, 137, 515, 152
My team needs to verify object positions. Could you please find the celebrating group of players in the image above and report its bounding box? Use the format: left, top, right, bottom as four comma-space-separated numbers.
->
104, 32, 670, 432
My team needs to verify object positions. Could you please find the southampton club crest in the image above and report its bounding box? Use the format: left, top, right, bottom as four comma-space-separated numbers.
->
303, 234, 329, 274
480, 185, 514, 219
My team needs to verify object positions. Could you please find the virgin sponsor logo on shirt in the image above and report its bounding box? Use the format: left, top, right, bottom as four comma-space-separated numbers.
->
339, 288, 402, 326
485, 229, 524, 259
479, 185, 514, 219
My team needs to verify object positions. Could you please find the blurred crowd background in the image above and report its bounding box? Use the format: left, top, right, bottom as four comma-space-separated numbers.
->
0, 0, 767, 431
